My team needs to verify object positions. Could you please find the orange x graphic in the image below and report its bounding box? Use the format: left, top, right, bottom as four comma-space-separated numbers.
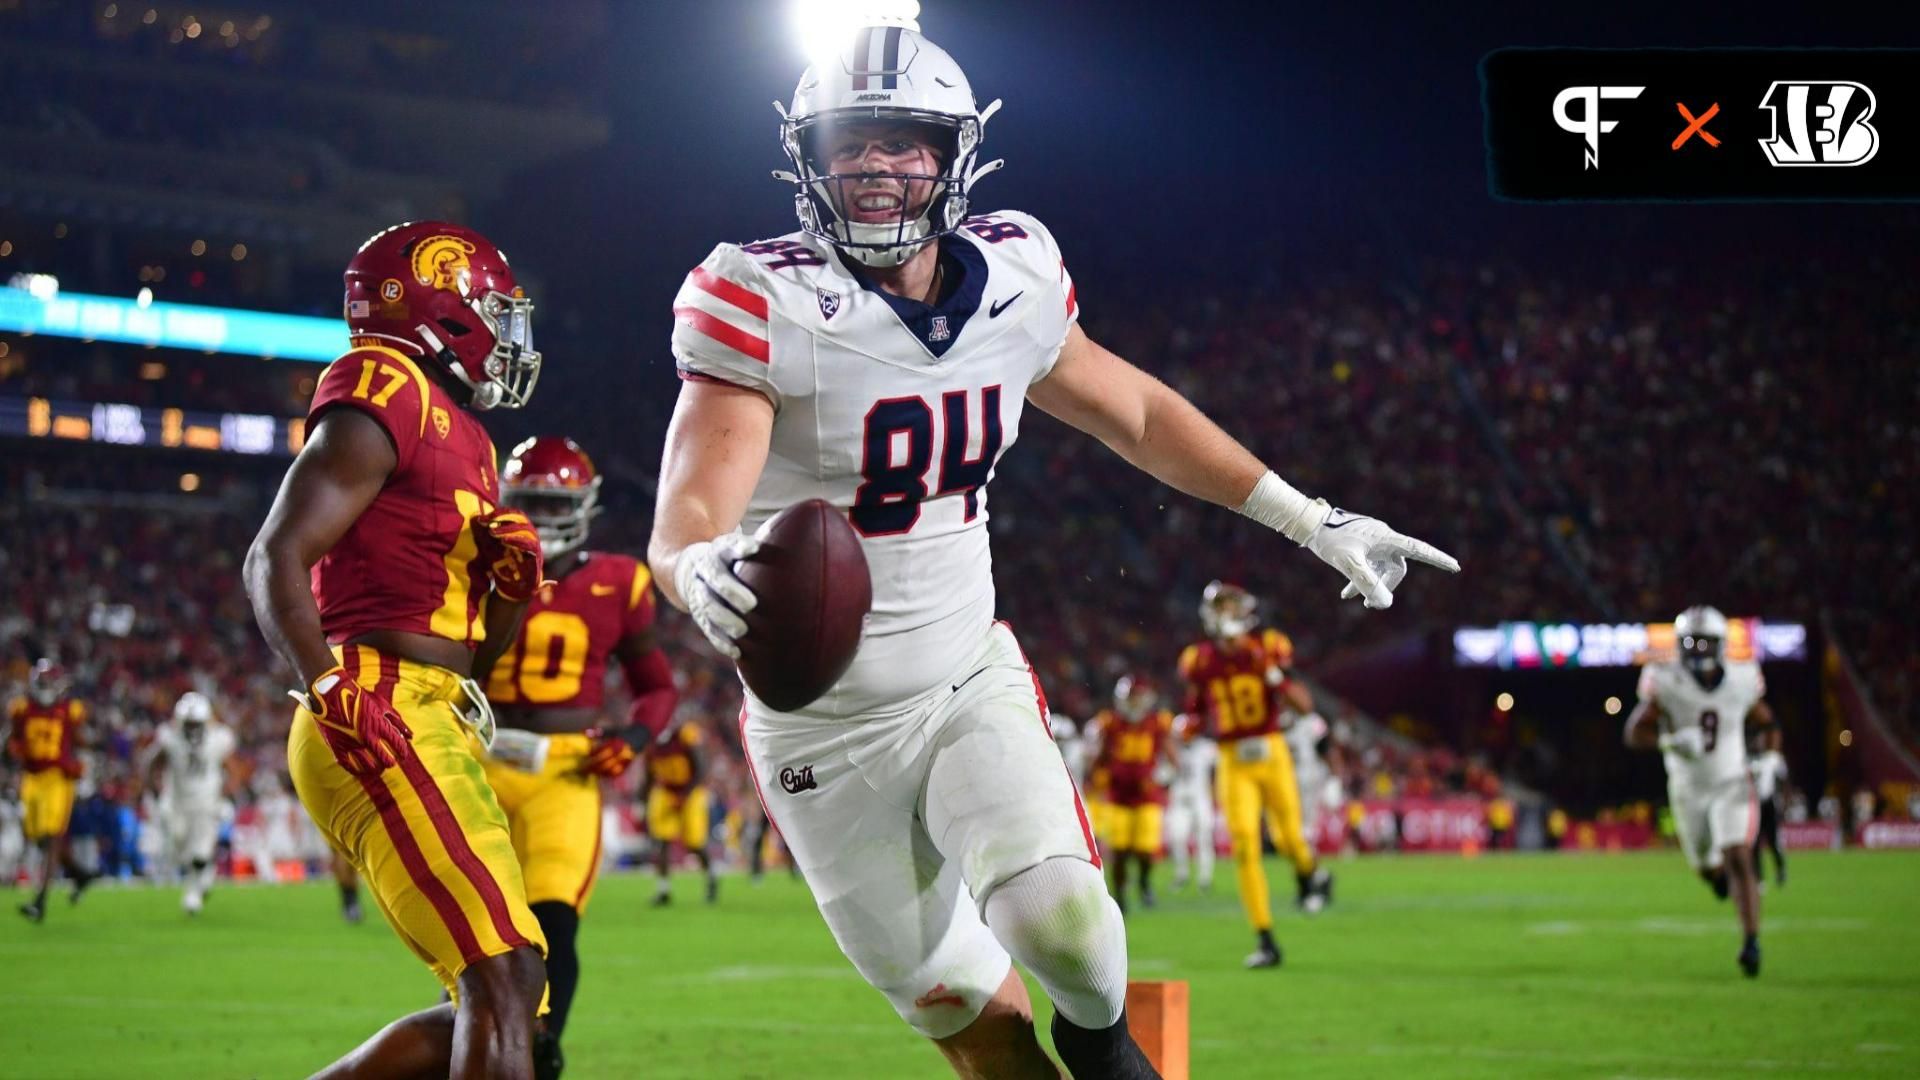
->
1672, 102, 1721, 150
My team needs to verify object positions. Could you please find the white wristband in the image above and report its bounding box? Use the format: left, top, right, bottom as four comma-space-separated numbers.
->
1236, 470, 1331, 546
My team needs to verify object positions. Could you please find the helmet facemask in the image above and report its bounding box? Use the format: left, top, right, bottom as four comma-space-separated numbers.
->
418, 288, 540, 411
779, 110, 981, 268
1114, 676, 1158, 723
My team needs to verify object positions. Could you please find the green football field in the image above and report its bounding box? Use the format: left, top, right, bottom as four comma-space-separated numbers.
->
3, 850, 1917, 1078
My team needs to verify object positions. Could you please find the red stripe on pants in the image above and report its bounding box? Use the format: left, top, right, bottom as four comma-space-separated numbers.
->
396, 751, 532, 952
356, 772, 487, 964
997, 620, 1102, 869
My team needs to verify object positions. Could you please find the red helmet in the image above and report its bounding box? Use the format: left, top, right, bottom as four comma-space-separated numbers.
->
500, 436, 602, 558
28, 659, 68, 705
343, 221, 540, 411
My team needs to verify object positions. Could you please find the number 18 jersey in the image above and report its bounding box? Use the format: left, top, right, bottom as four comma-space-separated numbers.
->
1637, 658, 1765, 791
670, 212, 1079, 717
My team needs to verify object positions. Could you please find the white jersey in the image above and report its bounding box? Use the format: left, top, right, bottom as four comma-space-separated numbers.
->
155, 721, 236, 806
1053, 720, 1094, 789
1750, 750, 1788, 801
672, 212, 1079, 717
1172, 733, 1218, 794
1285, 713, 1329, 785
1636, 659, 1765, 791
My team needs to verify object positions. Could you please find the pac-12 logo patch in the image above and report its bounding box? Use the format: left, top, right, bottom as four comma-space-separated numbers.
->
817, 287, 842, 321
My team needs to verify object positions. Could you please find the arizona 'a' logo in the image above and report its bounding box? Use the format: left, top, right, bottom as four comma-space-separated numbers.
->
1758, 81, 1879, 166
817, 286, 842, 321
431, 405, 451, 439
411, 235, 478, 292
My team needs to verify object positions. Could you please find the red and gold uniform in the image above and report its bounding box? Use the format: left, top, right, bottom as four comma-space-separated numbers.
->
645, 725, 709, 848
287, 346, 545, 996
6, 696, 86, 840
483, 553, 659, 912
1089, 708, 1174, 855
1178, 627, 1314, 931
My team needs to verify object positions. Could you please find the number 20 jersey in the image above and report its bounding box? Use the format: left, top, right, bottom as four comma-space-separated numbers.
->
670, 211, 1079, 717
1637, 658, 1765, 791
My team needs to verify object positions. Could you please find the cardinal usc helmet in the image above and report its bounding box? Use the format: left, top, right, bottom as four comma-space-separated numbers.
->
500, 436, 603, 559
776, 19, 1004, 267
344, 221, 539, 411
1114, 675, 1159, 723
27, 659, 68, 706
1200, 580, 1257, 641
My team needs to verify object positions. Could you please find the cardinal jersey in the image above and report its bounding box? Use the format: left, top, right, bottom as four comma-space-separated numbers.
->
7, 697, 85, 771
671, 212, 1079, 716
1637, 659, 1766, 791
486, 553, 657, 712
645, 725, 703, 796
1090, 709, 1174, 807
1178, 629, 1296, 743
307, 345, 503, 649
155, 721, 237, 806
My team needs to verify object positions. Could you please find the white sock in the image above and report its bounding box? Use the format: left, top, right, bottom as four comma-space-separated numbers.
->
982, 856, 1128, 1029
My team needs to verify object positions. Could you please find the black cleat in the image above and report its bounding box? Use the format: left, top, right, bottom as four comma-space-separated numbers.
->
1708, 873, 1730, 901
705, 876, 719, 904
1140, 884, 1158, 910
532, 1028, 565, 1080
69, 872, 96, 906
1739, 940, 1761, 978
651, 890, 672, 908
19, 901, 44, 923
1245, 943, 1283, 969
341, 898, 364, 925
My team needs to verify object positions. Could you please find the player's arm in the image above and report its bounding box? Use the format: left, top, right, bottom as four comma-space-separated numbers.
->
140, 741, 169, 796
647, 379, 774, 658
615, 629, 677, 736
1623, 697, 1664, 750
1748, 698, 1780, 753
1280, 678, 1314, 715
244, 409, 413, 774
472, 594, 530, 689
1029, 324, 1457, 608
245, 409, 394, 685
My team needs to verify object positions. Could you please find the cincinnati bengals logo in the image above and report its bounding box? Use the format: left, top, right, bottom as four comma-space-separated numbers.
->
410, 235, 477, 293
379, 278, 404, 302
431, 406, 451, 440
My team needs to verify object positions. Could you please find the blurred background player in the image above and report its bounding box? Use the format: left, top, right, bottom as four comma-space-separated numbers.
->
480, 434, 678, 1078
142, 690, 239, 915
1284, 708, 1334, 865
1165, 711, 1218, 893
641, 718, 715, 906
1750, 741, 1789, 889
1625, 605, 1776, 978
1178, 582, 1332, 969
244, 221, 551, 1076
1087, 677, 1178, 913
6, 659, 97, 922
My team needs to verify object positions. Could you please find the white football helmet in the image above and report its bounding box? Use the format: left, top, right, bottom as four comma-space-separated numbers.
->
1674, 604, 1729, 678
1114, 675, 1158, 723
1199, 580, 1257, 641
776, 21, 1003, 267
173, 691, 214, 738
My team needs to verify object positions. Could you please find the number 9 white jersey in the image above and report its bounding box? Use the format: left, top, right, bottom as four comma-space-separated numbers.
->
156, 721, 237, 807
670, 211, 1079, 718
1636, 658, 1765, 791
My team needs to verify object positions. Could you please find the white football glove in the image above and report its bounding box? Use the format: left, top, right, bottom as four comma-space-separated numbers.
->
673, 531, 761, 660
1306, 508, 1461, 610
1659, 728, 1706, 760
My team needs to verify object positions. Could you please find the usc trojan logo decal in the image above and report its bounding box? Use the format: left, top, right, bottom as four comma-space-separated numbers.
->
410, 235, 477, 293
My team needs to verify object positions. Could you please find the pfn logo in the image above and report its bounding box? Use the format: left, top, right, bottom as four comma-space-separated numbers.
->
1553, 85, 1646, 169
1758, 81, 1879, 166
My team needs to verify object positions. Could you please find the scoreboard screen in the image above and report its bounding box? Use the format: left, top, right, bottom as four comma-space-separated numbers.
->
1453, 619, 1807, 669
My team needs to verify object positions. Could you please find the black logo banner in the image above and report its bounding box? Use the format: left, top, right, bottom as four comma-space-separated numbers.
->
1483, 48, 1920, 201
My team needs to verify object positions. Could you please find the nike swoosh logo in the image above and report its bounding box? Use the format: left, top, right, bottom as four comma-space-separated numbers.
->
989, 292, 1023, 318
591, 584, 619, 595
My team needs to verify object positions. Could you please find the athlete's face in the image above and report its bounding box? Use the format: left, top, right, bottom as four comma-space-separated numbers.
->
819, 121, 943, 224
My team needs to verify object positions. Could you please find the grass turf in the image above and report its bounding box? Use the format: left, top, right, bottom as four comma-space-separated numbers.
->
2, 850, 1916, 1078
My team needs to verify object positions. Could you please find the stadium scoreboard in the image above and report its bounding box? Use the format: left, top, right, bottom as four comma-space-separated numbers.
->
1454, 618, 1807, 669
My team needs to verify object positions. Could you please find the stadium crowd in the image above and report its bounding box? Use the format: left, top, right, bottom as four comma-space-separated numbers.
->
5, 232, 1917, 881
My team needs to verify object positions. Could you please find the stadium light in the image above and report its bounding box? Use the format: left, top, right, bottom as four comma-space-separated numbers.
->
1604, 696, 1622, 715
791, 0, 920, 67
1495, 692, 1514, 712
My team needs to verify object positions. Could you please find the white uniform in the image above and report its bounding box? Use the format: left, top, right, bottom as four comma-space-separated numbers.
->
1165, 731, 1218, 888
673, 214, 1098, 1037
1637, 659, 1764, 870
1053, 718, 1094, 790
154, 720, 236, 866
1750, 750, 1787, 803
1286, 712, 1330, 839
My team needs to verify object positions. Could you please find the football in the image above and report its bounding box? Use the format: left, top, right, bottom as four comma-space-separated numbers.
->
733, 499, 872, 712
